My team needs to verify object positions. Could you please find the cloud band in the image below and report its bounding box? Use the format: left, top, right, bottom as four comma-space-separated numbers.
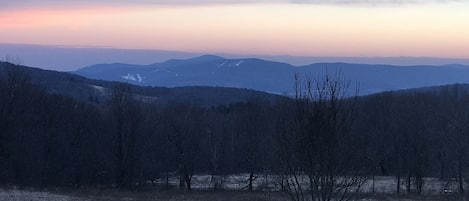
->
0, 0, 462, 9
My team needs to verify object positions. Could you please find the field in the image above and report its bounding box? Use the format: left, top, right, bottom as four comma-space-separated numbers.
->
0, 188, 288, 201
0, 188, 466, 201
155, 174, 466, 194
1, 175, 468, 201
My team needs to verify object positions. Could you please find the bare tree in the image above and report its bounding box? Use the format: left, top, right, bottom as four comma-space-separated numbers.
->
444, 86, 469, 195
360, 92, 394, 193
111, 83, 142, 190
165, 104, 204, 191
279, 72, 365, 201
240, 100, 265, 192
207, 106, 231, 189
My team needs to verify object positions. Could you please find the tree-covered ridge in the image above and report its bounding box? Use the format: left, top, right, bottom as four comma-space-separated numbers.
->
2, 62, 469, 200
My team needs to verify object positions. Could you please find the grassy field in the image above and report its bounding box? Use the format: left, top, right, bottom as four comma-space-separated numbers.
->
1, 187, 467, 201
0, 188, 289, 201
0, 189, 469, 201
1, 175, 468, 201
156, 174, 467, 195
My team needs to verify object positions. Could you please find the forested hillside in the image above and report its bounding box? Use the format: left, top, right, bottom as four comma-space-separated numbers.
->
75, 55, 469, 95
2, 61, 469, 200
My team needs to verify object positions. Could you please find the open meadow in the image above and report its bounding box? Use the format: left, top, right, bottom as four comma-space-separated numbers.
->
1, 175, 467, 201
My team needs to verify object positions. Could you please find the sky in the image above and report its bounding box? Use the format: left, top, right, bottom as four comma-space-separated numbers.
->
1, 0, 469, 59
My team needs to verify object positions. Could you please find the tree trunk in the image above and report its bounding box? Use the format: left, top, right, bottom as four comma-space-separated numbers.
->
459, 155, 464, 195
397, 173, 400, 195
185, 177, 192, 191
165, 168, 169, 188
179, 169, 185, 190
440, 158, 446, 180
396, 156, 401, 195
248, 172, 254, 191
406, 172, 411, 194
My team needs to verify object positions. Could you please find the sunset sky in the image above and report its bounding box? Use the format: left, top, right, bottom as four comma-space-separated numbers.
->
1, 0, 468, 58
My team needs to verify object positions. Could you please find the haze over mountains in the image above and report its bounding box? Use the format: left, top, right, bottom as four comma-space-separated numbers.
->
4, 43, 469, 96
75, 55, 469, 96
3, 43, 469, 71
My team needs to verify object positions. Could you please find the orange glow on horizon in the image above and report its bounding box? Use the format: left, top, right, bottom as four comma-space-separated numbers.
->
0, 3, 468, 58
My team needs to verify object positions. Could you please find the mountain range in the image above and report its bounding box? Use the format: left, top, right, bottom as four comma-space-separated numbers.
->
5, 43, 469, 71
0, 62, 286, 106
75, 55, 469, 95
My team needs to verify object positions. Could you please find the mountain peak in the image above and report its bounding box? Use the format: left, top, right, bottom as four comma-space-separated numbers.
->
189, 55, 224, 62
156, 55, 224, 67
74, 56, 469, 96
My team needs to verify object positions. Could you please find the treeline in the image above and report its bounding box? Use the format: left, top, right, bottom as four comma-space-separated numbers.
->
355, 86, 469, 195
0, 63, 282, 190
2, 62, 469, 198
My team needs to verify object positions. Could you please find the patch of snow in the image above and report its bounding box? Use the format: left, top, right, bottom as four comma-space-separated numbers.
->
0, 189, 89, 201
136, 74, 142, 82
89, 85, 105, 93
235, 60, 244, 67
151, 174, 458, 194
227, 60, 245, 67
122, 73, 136, 81
89, 85, 106, 96
121, 73, 144, 83
218, 60, 228, 67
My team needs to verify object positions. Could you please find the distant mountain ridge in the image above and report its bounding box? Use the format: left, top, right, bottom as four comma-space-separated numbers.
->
0, 62, 287, 106
4, 43, 469, 71
75, 55, 469, 95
